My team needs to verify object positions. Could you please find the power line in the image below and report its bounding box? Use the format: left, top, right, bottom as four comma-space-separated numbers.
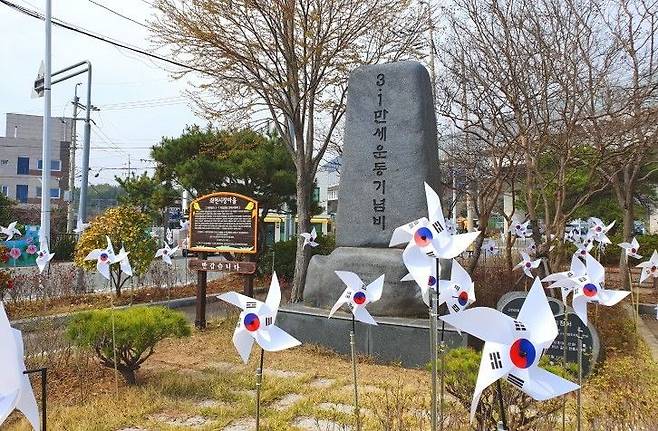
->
1, 0, 205, 73
88, 0, 149, 28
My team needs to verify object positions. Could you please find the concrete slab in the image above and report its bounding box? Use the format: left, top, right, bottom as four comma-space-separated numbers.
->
277, 304, 466, 368
271, 393, 304, 410
292, 416, 352, 431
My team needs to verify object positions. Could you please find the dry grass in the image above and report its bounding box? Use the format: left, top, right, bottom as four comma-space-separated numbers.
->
5, 316, 457, 431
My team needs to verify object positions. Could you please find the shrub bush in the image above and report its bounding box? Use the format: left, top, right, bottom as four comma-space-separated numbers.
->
260, 233, 336, 280
51, 233, 77, 262
75, 205, 156, 296
66, 306, 190, 384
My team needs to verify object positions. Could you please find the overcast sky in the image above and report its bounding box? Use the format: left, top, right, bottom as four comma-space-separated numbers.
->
0, 0, 205, 184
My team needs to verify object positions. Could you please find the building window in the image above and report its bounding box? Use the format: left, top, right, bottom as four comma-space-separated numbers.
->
37, 159, 62, 172
17, 157, 29, 175
36, 187, 61, 199
0, 185, 7, 197
15, 185, 28, 203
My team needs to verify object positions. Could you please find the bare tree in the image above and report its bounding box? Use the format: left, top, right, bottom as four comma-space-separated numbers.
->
441, 0, 619, 272
592, 0, 658, 287
150, 0, 426, 300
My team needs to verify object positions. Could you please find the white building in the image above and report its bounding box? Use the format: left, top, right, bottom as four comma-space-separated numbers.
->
0, 113, 72, 206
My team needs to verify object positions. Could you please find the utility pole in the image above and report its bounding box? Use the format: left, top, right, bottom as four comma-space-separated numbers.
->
78, 63, 94, 228
66, 84, 81, 233
40, 0, 53, 240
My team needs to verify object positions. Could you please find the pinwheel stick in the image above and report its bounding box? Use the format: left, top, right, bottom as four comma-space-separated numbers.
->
350, 314, 361, 431
429, 285, 438, 431
23, 367, 47, 431
562, 309, 568, 431
439, 319, 446, 431
496, 380, 508, 430
110, 291, 119, 399
624, 254, 638, 329
256, 348, 264, 431
576, 327, 583, 431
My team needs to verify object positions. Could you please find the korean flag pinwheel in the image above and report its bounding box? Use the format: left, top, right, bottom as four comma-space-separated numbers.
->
546, 253, 629, 325
83, 236, 125, 281
0, 221, 21, 241
481, 239, 499, 257
35, 230, 55, 274
73, 219, 89, 235
155, 243, 179, 265
618, 237, 642, 260
218, 273, 301, 363
574, 240, 593, 259
637, 250, 658, 283
542, 255, 581, 303
525, 240, 537, 256
514, 251, 541, 278
301, 227, 319, 248
440, 278, 579, 421
512, 220, 531, 238
116, 246, 133, 277
437, 259, 475, 314
587, 217, 615, 245
329, 272, 384, 325
0, 303, 40, 430
389, 182, 480, 301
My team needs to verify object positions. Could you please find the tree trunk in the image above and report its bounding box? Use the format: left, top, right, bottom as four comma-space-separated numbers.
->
117, 364, 137, 385
505, 230, 514, 273
619, 197, 635, 291
467, 215, 489, 274
290, 177, 312, 302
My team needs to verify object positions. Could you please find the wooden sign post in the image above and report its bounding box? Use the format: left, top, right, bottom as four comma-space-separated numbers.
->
188, 192, 259, 329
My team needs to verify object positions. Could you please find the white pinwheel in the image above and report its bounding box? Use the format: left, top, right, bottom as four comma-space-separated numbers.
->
525, 240, 537, 256
35, 231, 54, 274
514, 251, 541, 278
441, 278, 579, 420
116, 246, 132, 277
0, 303, 40, 430
73, 219, 89, 235
329, 272, 384, 325
83, 236, 125, 280
218, 273, 301, 363
542, 255, 582, 303
587, 217, 615, 245
0, 222, 21, 241
574, 240, 594, 260
637, 250, 658, 283
512, 220, 531, 238
155, 243, 179, 265
389, 182, 480, 301
481, 239, 499, 257
618, 237, 642, 260
437, 259, 475, 314
301, 227, 319, 248
547, 253, 629, 325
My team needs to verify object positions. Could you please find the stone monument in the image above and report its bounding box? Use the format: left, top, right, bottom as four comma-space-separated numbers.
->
303, 61, 440, 317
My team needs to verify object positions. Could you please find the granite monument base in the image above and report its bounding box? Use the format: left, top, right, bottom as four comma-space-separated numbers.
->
304, 246, 428, 317
277, 304, 466, 368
